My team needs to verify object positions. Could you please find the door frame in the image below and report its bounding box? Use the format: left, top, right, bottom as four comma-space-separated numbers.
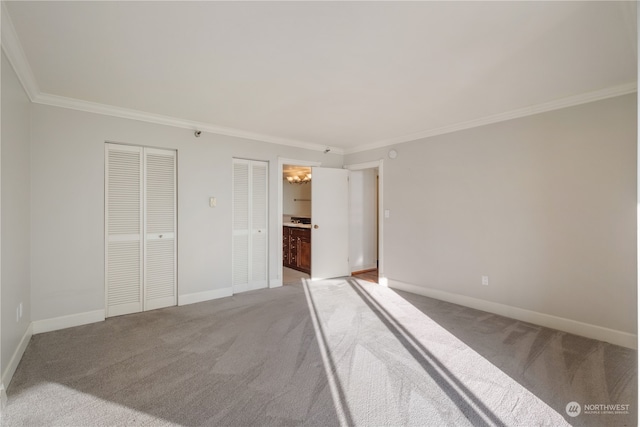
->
104, 142, 178, 317
232, 158, 270, 294
344, 160, 385, 286
276, 157, 321, 287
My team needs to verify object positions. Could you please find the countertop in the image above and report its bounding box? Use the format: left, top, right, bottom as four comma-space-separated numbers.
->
283, 223, 312, 229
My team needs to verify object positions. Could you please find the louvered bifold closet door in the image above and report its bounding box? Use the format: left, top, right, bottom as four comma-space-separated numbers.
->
250, 161, 268, 288
233, 160, 250, 293
144, 148, 177, 311
105, 144, 144, 317
232, 159, 268, 294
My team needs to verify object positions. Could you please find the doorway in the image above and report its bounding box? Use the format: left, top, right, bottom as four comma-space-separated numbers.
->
270, 158, 386, 287
346, 160, 384, 285
105, 143, 177, 317
278, 158, 320, 286
282, 164, 312, 285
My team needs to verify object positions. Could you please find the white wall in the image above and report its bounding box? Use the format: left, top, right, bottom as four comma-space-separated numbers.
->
1, 52, 31, 382
30, 103, 342, 323
283, 179, 311, 217
345, 94, 637, 340
349, 169, 377, 272
7, 57, 637, 349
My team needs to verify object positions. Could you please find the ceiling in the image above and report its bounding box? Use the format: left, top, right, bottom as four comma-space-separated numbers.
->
3, 1, 637, 154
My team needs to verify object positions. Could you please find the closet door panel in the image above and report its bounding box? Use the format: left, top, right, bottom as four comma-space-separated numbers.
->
145, 238, 175, 310
105, 144, 143, 317
106, 144, 177, 317
250, 161, 268, 286
144, 148, 177, 310
232, 159, 268, 293
232, 160, 250, 293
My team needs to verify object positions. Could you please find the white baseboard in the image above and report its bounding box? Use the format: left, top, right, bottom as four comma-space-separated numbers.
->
32, 309, 105, 335
0, 382, 6, 415
388, 279, 637, 350
178, 287, 233, 306
1, 324, 32, 388
270, 278, 283, 288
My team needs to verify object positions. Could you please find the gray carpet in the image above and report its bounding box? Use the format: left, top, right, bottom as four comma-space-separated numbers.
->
2, 278, 636, 426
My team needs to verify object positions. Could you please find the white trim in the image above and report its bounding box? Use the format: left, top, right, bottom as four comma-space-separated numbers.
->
1, 324, 32, 388
270, 278, 283, 288
344, 160, 381, 171
33, 83, 639, 156
178, 287, 233, 306
345, 82, 638, 154
277, 157, 322, 285
388, 279, 638, 350
0, 2, 39, 101
0, 5, 341, 154
344, 159, 385, 280
1, 2, 635, 156
31, 84, 636, 156
34, 92, 344, 154
32, 309, 105, 335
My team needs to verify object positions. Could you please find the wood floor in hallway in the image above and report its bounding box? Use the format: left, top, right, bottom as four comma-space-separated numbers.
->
352, 268, 378, 283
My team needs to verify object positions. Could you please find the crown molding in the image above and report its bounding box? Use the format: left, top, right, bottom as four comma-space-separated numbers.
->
33, 92, 344, 154
1, 2, 635, 156
1, 1, 39, 101
32, 82, 635, 157
345, 82, 638, 155
0, 2, 342, 154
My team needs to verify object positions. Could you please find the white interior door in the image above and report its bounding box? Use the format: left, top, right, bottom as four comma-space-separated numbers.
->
105, 144, 144, 317
106, 143, 177, 317
233, 159, 268, 293
311, 167, 350, 280
250, 161, 268, 287
144, 148, 177, 310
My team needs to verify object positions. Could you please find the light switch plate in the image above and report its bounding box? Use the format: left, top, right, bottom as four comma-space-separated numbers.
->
209, 197, 217, 208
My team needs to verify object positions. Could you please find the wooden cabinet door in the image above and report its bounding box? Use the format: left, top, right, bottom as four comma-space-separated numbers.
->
283, 226, 311, 274
289, 232, 298, 267
290, 228, 311, 274
299, 231, 311, 273
282, 227, 290, 267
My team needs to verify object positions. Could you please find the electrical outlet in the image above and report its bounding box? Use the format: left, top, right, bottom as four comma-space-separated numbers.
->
19, 302, 23, 318
482, 276, 489, 286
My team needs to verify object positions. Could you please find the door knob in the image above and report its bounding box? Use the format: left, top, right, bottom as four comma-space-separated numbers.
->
314, 224, 319, 229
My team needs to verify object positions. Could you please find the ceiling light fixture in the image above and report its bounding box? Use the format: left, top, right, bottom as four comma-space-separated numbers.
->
286, 173, 312, 184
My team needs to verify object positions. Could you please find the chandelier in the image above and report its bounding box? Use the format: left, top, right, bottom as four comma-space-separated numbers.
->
286, 173, 312, 184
